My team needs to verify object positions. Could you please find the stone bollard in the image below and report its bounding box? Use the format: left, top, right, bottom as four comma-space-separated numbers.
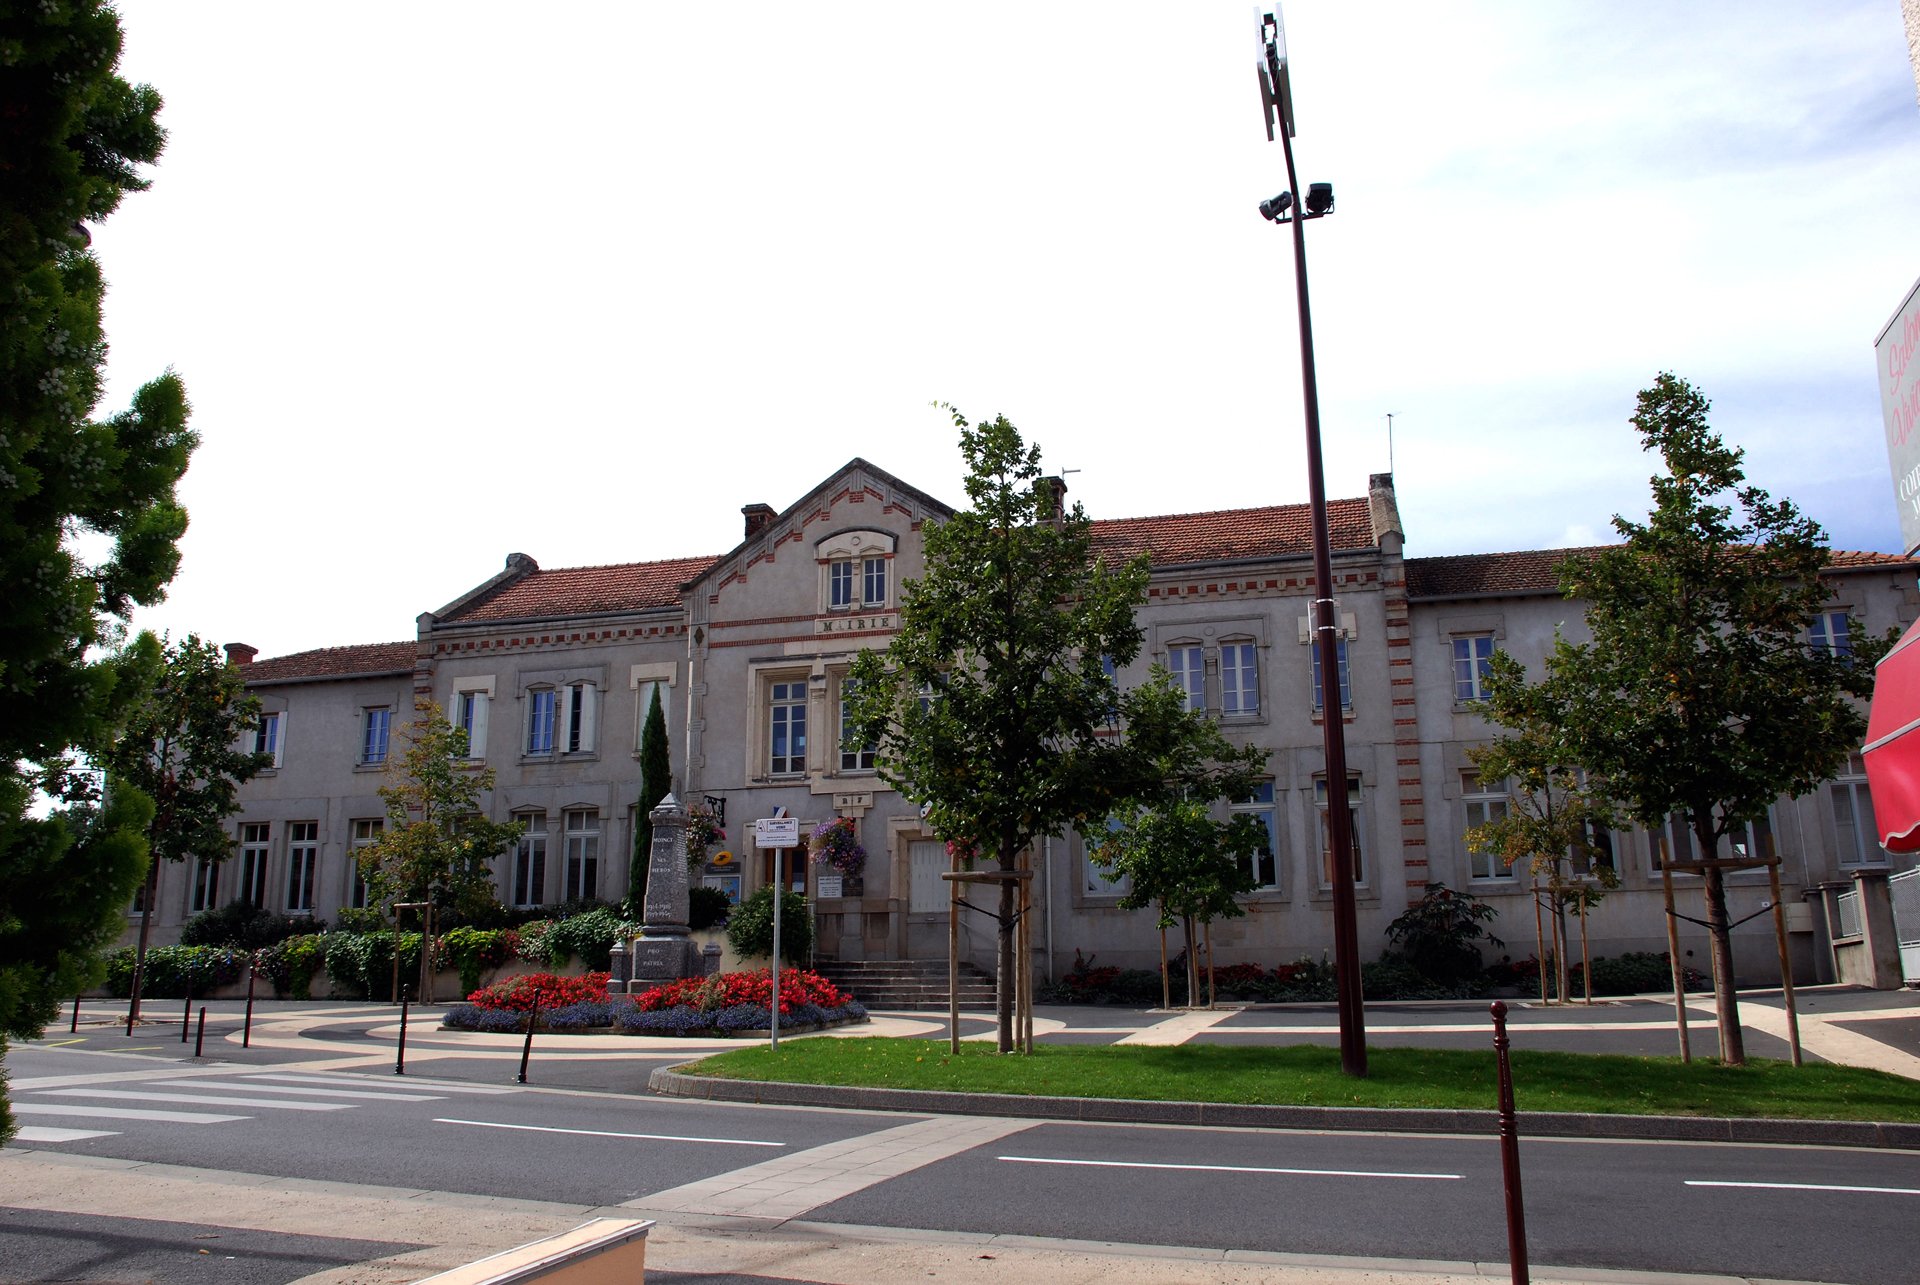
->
702, 943, 723, 976
607, 939, 632, 995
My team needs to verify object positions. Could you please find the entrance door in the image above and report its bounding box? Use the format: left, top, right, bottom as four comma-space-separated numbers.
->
906, 839, 950, 958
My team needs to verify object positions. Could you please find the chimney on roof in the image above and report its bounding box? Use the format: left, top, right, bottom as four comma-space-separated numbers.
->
1367, 472, 1405, 557
224, 642, 257, 666
742, 503, 775, 538
505, 552, 538, 573
1041, 476, 1068, 527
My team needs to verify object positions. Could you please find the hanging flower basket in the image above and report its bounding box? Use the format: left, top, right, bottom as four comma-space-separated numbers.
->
684, 804, 724, 870
810, 816, 866, 877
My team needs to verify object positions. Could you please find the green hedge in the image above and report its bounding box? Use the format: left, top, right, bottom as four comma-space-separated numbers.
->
104, 945, 251, 999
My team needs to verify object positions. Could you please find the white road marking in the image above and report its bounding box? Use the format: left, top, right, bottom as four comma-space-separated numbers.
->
252, 1072, 513, 1095
998, 1155, 1462, 1181
40, 1089, 349, 1112
1687, 1180, 1920, 1197
12, 1126, 118, 1143
12, 1103, 247, 1124
435, 1118, 785, 1147
154, 1079, 445, 1102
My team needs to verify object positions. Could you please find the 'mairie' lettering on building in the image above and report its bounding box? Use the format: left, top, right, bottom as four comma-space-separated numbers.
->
818, 613, 896, 635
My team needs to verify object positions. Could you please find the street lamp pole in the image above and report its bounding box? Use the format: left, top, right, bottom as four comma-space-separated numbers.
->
1256, 6, 1367, 1076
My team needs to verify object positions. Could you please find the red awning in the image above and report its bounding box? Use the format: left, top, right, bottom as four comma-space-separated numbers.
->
1864, 618, 1920, 853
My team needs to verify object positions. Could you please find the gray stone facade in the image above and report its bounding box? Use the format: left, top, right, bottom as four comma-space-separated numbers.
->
139, 459, 1920, 985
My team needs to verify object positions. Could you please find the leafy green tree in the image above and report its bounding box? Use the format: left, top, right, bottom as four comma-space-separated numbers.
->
107, 633, 269, 1020
848, 408, 1152, 1051
1, 0, 188, 1130
358, 701, 522, 925
629, 685, 670, 914
1541, 374, 1886, 1063
1090, 674, 1270, 1007
1467, 650, 1620, 1001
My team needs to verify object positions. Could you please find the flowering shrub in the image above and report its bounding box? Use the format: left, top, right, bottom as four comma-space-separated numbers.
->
468, 971, 610, 1012
541, 1000, 619, 1031
515, 919, 559, 966
684, 804, 725, 869
103, 945, 250, 999
443, 1005, 530, 1033
810, 817, 866, 877
618, 1004, 711, 1035
633, 967, 849, 1014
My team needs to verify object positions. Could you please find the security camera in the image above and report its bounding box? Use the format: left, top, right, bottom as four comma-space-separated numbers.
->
1305, 182, 1334, 216
1258, 192, 1293, 221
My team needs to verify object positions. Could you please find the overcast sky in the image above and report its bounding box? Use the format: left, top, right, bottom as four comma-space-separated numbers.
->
95, 2, 1920, 660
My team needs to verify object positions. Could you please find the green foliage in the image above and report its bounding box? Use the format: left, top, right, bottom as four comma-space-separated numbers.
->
725, 887, 813, 964
103, 944, 249, 998
1383, 883, 1504, 986
440, 925, 516, 996
1540, 374, 1891, 1060
629, 686, 670, 913
1, 779, 152, 1040
688, 885, 732, 932
359, 701, 521, 923
332, 907, 388, 935
846, 408, 1152, 1049
541, 907, 634, 971
323, 931, 422, 1002
180, 902, 320, 950
255, 933, 328, 1000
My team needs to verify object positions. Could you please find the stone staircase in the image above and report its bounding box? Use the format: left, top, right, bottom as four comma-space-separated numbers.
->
813, 959, 999, 1010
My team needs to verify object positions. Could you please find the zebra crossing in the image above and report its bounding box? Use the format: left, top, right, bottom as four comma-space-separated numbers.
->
9, 1070, 512, 1145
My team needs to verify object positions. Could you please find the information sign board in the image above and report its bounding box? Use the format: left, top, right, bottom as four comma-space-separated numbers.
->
753, 816, 800, 848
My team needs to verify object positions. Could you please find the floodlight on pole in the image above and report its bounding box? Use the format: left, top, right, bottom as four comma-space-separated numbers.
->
1255, 3, 1368, 1078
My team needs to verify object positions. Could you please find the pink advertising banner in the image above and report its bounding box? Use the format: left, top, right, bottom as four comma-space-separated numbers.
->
1877, 274, 1920, 556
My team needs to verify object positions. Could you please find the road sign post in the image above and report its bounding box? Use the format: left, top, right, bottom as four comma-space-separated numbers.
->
754, 814, 801, 1051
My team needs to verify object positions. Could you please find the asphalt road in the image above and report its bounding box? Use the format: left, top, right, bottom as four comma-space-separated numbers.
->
7, 1025, 1920, 1285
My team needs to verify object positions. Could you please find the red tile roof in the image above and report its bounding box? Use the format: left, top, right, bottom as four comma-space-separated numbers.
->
1406, 546, 1920, 600
241, 641, 417, 684
1089, 496, 1373, 568
439, 555, 720, 624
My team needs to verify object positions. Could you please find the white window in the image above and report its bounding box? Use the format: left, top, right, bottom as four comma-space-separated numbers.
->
1809, 610, 1852, 659
839, 683, 876, 772
864, 556, 888, 605
1463, 771, 1513, 880
349, 818, 382, 908
1315, 774, 1366, 886
254, 711, 282, 765
526, 688, 557, 755
513, 811, 548, 907
1310, 637, 1352, 713
769, 680, 808, 774
238, 822, 270, 906
190, 857, 219, 914
362, 706, 392, 765
1168, 645, 1204, 712
564, 808, 600, 901
286, 821, 318, 912
1832, 754, 1886, 867
1220, 642, 1260, 716
453, 690, 489, 760
829, 560, 857, 609
1232, 782, 1279, 890
1453, 634, 1496, 702
562, 681, 597, 754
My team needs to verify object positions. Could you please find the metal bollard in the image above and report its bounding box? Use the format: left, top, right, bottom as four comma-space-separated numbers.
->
1490, 1002, 1530, 1285
395, 986, 411, 1076
182, 987, 193, 1043
243, 956, 257, 1049
70, 995, 80, 1034
517, 999, 539, 1084
193, 1007, 208, 1058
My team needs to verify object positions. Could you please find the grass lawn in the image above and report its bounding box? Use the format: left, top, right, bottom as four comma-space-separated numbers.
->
679, 1037, 1920, 1122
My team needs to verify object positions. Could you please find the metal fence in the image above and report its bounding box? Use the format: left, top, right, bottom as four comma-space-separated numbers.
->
1891, 867, 1920, 983
1835, 887, 1864, 941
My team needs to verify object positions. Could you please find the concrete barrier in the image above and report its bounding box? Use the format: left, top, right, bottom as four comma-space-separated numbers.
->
414, 1217, 651, 1284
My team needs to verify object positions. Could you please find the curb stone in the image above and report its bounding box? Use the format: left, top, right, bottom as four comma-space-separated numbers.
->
645, 1067, 1920, 1150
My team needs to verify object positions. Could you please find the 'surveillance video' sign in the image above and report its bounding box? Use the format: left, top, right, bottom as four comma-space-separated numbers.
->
1879, 274, 1920, 556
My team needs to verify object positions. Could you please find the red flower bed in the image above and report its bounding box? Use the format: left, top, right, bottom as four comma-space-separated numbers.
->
633, 967, 849, 1015
469, 971, 610, 1012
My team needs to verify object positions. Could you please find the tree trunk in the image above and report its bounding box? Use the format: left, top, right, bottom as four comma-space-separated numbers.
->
995, 853, 1016, 1054
1532, 878, 1549, 1004
1181, 916, 1197, 1009
127, 855, 161, 1023
1158, 921, 1169, 1009
1702, 865, 1746, 1065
